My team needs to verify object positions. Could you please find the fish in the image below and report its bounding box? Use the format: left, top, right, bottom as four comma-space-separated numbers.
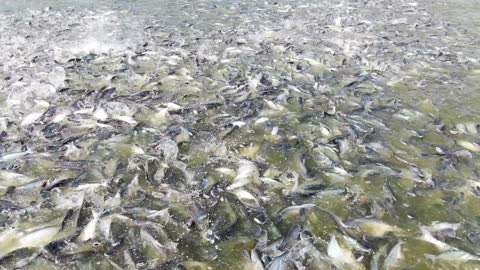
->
316, 207, 402, 238
419, 226, 454, 251
0, 226, 59, 259
243, 249, 265, 270
467, 232, 480, 246
384, 241, 404, 269
227, 160, 259, 190
155, 137, 179, 162
457, 140, 480, 152
426, 250, 480, 263
0, 149, 33, 162
275, 204, 316, 223
77, 210, 101, 242
0, 171, 37, 189
327, 235, 364, 269
61, 209, 75, 231
279, 224, 302, 251
20, 112, 44, 126
231, 188, 261, 208
0, 0, 478, 268
266, 252, 289, 270
369, 244, 389, 270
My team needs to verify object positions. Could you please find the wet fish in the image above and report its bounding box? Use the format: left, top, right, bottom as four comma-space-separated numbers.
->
0, 0, 478, 268
327, 235, 364, 269
78, 210, 101, 242
0, 226, 59, 259
384, 241, 404, 269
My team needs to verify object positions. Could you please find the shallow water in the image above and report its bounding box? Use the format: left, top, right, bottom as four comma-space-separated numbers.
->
0, 1, 479, 269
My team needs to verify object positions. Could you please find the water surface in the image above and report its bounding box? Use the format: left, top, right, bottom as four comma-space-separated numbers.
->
0, 1, 479, 269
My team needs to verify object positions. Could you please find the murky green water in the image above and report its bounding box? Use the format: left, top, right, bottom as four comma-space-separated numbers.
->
0, 1, 479, 269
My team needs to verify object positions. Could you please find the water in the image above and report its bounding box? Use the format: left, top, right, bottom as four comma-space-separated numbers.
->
0, 1, 479, 269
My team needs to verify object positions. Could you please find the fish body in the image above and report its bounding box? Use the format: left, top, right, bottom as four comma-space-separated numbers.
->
78, 210, 101, 242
